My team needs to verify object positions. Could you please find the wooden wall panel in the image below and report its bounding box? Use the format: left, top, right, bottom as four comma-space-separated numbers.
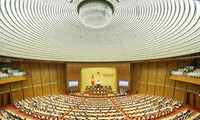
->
154, 61, 167, 97
164, 87, 174, 99
51, 84, 59, 94
57, 63, 65, 83
174, 89, 185, 102
31, 62, 41, 85
41, 77, 50, 84
0, 95, 2, 107
42, 85, 51, 95
57, 63, 66, 94
20, 61, 33, 87
11, 90, 23, 101
195, 95, 200, 108
10, 82, 22, 90
140, 62, 149, 83
187, 84, 200, 93
148, 61, 157, 83
31, 79, 41, 87
155, 86, 164, 96
163, 59, 177, 98
31, 62, 40, 84
23, 88, 34, 99
117, 63, 130, 80
139, 84, 147, 94
20, 61, 34, 99
176, 81, 187, 89
164, 59, 178, 86
67, 63, 80, 80
2, 93, 9, 106
33, 84, 43, 96
0, 93, 10, 107
0, 60, 65, 103
33, 86, 43, 97
0, 93, 11, 107
40, 63, 50, 83
156, 61, 167, 85
49, 63, 57, 83
132, 63, 141, 94
147, 84, 155, 95
188, 93, 195, 106
132, 57, 200, 103
133, 64, 141, 81
139, 62, 148, 94
10, 81, 23, 100
186, 93, 200, 109
58, 84, 66, 94
132, 82, 138, 94
0, 83, 10, 94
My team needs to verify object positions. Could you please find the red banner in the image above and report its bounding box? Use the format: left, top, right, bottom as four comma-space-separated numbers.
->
91, 74, 95, 86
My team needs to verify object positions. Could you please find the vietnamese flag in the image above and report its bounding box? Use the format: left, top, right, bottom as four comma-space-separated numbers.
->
91, 74, 95, 86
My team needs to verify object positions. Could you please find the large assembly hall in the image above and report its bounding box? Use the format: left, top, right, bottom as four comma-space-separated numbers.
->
0, 0, 200, 119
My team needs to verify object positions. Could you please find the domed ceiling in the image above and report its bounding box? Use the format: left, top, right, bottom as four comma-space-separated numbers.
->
0, 0, 200, 62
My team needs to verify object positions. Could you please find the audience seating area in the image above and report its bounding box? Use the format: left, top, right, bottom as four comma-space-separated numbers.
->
0, 109, 26, 120
163, 109, 192, 120
0, 94, 199, 120
67, 98, 126, 119
163, 109, 200, 120
15, 95, 85, 120
111, 94, 181, 120
190, 112, 200, 120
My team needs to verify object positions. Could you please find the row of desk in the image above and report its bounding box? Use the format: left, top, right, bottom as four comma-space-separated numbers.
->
84, 88, 114, 96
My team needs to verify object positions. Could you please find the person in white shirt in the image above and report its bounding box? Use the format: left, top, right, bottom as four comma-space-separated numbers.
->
96, 80, 101, 85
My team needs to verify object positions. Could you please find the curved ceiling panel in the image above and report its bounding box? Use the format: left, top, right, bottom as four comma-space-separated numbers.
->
0, 0, 200, 62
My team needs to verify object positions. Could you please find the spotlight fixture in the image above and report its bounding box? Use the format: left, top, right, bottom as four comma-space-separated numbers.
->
77, 0, 114, 28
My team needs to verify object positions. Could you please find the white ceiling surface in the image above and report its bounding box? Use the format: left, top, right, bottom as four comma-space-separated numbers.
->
0, 0, 200, 62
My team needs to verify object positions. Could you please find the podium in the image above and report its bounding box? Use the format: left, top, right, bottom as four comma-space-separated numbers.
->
97, 83, 101, 88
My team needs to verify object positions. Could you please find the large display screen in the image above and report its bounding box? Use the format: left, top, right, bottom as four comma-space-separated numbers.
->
119, 80, 129, 87
68, 80, 79, 87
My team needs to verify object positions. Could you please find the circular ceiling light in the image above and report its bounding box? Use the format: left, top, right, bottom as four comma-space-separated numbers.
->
77, 0, 114, 28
